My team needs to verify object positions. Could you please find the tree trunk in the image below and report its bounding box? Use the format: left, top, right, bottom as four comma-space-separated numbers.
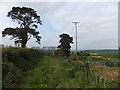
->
21, 41, 27, 47
21, 32, 27, 48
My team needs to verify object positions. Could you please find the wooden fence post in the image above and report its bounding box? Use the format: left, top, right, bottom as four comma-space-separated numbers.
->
97, 76, 100, 87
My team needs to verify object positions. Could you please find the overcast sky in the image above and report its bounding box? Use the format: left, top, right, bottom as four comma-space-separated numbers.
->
0, 0, 119, 50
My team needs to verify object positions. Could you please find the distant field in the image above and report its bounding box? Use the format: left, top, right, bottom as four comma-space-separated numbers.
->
84, 49, 118, 59
82, 49, 120, 67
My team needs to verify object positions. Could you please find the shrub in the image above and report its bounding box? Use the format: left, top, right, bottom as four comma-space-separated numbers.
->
69, 54, 77, 61
2, 60, 22, 88
2, 47, 43, 88
2, 47, 42, 71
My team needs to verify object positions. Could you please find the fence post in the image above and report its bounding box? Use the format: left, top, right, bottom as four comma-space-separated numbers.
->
101, 77, 105, 87
104, 78, 106, 87
97, 76, 100, 87
86, 61, 90, 83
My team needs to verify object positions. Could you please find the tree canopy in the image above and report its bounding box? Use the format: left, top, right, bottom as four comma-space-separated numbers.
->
2, 7, 42, 47
58, 33, 73, 57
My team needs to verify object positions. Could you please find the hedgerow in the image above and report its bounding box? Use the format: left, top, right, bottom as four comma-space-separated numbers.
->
2, 47, 43, 88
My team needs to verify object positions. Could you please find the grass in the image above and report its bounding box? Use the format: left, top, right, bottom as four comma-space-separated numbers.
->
21, 55, 105, 88
21, 56, 88, 88
2, 47, 43, 88
6, 54, 118, 88
21, 56, 51, 88
2, 48, 119, 88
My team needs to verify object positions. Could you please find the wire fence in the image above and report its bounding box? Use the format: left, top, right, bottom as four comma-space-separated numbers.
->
82, 60, 120, 88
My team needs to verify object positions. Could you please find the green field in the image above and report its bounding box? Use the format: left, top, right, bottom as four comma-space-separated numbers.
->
84, 49, 118, 59
2, 47, 120, 88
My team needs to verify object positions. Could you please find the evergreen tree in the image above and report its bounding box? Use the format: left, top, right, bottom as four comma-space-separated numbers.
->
58, 33, 73, 57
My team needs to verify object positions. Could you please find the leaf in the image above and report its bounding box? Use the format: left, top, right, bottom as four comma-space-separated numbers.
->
32, 24, 37, 28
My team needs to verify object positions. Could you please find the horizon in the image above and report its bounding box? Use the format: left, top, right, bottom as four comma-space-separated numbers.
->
0, 44, 118, 51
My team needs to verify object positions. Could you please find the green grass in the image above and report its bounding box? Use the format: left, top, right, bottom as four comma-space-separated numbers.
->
20, 56, 99, 88
2, 48, 119, 88
21, 56, 51, 88
18, 55, 119, 88
2, 47, 43, 88
21, 56, 84, 88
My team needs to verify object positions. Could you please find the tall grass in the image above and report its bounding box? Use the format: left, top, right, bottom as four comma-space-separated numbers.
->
2, 47, 43, 88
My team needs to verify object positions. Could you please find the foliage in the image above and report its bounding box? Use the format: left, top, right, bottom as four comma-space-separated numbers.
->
3, 48, 119, 88
58, 33, 73, 57
2, 47, 43, 88
2, 60, 22, 88
69, 52, 90, 61
2, 7, 42, 47
69, 54, 77, 61
22, 55, 119, 88
104, 61, 120, 67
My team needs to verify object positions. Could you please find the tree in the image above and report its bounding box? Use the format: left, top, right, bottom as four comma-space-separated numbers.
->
58, 33, 73, 57
2, 7, 42, 47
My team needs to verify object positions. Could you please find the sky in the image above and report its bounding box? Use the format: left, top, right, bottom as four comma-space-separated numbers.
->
0, 0, 119, 50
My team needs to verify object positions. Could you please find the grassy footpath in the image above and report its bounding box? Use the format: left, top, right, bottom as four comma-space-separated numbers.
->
21, 56, 86, 88
21, 56, 52, 88
21, 56, 63, 88
20, 56, 119, 88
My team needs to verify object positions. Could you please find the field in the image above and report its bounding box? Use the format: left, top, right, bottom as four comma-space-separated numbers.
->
2, 47, 120, 88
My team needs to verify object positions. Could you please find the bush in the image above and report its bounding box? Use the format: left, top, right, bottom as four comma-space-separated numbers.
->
2, 60, 22, 88
2, 47, 43, 88
69, 54, 77, 61
2, 47, 42, 71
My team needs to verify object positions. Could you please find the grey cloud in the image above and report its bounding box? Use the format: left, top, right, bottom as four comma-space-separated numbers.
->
1, 2, 118, 49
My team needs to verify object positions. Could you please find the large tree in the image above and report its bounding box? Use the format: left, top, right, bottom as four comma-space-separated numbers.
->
58, 33, 73, 57
2, 7, 42, 47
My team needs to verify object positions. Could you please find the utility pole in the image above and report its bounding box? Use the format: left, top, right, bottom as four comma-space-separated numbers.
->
72, 21, 80, 54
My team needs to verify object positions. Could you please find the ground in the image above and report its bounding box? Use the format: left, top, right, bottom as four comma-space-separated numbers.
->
21, 55, 119, 88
